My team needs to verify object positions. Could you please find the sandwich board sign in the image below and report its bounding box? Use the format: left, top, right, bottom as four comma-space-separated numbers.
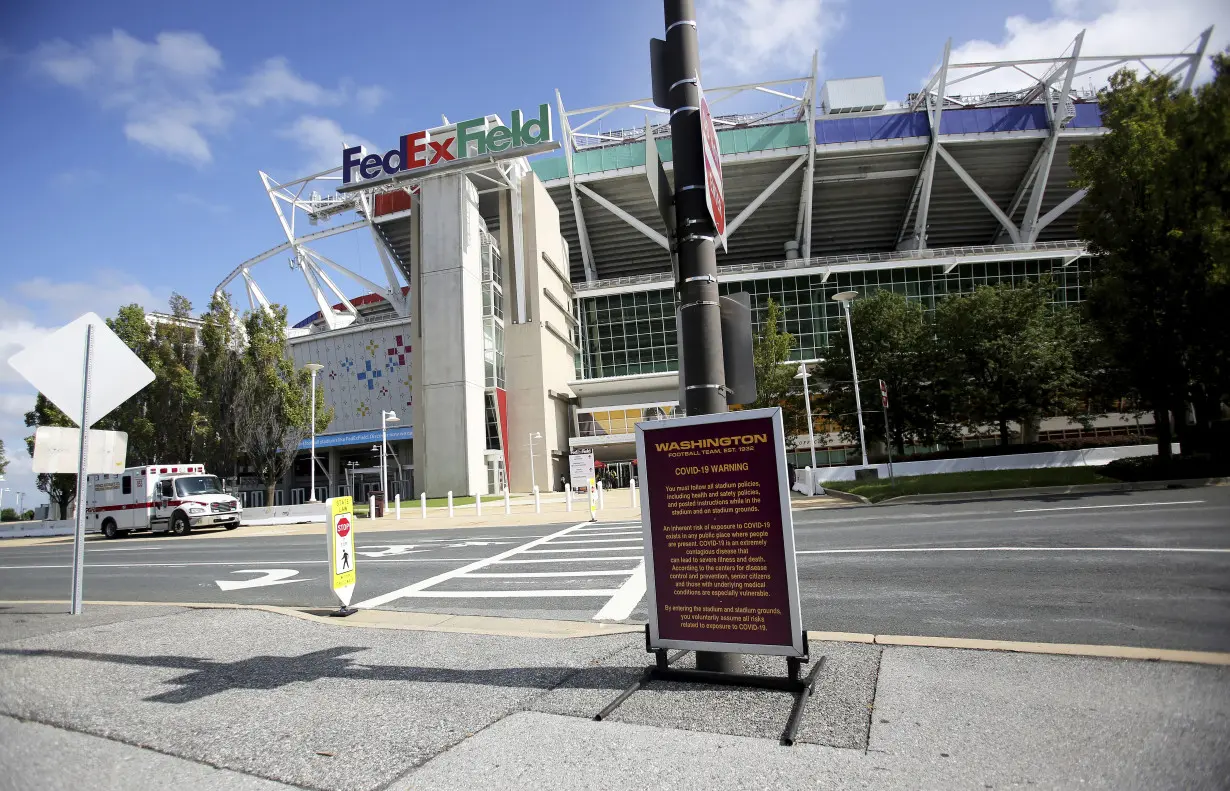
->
635, 407, 804, 657
569, 451, 595, 492
326, 496, 357, 610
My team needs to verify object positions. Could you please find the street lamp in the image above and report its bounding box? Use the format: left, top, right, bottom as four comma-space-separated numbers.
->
304, 363, 324, 502
345, 460, 359, 498
794, 363, 818, 475
381, 410, 400, 500
527, 431, 543, 492
831, 290, 869, 467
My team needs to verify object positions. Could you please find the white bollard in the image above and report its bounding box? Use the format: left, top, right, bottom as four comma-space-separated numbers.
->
597, 482, 605, 510
395, 494, 401, 520
631, 478, 638, 508
804, 466, 814, 496
420, 492, 427, 519
476, 493, 482, 516
533, 485, 541, 514
566, 483, 572, 512
369, 495, 376, 520
448, 491, 454, 518
504, 488, 511, 515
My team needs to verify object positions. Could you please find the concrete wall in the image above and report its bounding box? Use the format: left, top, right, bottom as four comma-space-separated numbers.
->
288, 321, 413, 435
503, 171, 575, 492
412, 175, 489, 497
806, 443, 1174, 484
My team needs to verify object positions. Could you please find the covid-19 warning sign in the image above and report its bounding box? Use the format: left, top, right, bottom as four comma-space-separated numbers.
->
635, 407, 803, 657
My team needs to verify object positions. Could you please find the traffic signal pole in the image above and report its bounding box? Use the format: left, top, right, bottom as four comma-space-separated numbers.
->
662, 0, 740, 675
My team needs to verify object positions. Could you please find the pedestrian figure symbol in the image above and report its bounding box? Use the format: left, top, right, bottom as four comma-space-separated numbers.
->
340, 549, 350, 571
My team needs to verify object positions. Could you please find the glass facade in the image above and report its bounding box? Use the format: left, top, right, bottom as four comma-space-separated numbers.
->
575, 257, 1092, 379
576, 403, 678, 439
481, 233, 506, 389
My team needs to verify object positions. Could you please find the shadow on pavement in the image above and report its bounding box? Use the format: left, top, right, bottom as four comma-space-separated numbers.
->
0, 646, 638, 704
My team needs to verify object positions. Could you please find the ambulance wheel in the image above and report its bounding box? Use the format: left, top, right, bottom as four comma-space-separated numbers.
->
224, 524, 240, 531
171, 513, 191, 536
102, 519, 119, 539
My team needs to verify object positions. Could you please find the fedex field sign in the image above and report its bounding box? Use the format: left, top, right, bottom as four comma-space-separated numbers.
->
342, 104, 553, 186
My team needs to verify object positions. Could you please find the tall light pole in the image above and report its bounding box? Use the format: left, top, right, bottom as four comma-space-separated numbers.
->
304, 363, 324, 502
345, 460, 359, 498
832, 291, 869, 467
527, 431, 543, 492
381, 410, 400, 501
794, 363, 818, 473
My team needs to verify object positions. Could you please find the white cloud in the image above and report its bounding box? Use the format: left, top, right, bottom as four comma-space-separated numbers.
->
29, 29, 384, 166
944, 0, 1230, 95
175, 192, 231, 214
239, 57, 339, 106
0, 273, 172, 510
698, 0, 842, 80
355, 85, 386, 113
282, 115, 376, 173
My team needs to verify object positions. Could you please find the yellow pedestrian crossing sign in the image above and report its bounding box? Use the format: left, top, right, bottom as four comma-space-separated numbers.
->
327, 497, 356, 607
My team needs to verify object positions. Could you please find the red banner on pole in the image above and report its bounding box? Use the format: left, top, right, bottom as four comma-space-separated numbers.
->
699, 88, 727, 252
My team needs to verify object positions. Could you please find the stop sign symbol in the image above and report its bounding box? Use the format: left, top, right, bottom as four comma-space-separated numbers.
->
336, 516, 351, 538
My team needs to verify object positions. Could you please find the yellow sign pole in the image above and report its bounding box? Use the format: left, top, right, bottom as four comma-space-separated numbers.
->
326, 496, 357, 615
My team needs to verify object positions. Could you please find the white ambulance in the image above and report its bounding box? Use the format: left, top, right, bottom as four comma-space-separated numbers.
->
86, 464, 242, 539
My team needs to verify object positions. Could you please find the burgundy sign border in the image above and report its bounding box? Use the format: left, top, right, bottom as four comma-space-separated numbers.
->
635, 407, 805, 657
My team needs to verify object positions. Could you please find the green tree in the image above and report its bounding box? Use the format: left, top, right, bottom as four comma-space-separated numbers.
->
1071, 54, 1230, 458
933, 280, 1082, 446
197, 291, 245, 481
748, 298, 811, 449
817, 290, 950, 455
104, 295, 205, 464
0, 438, 8, 478
232, 305, 333, 504
24, 394, 77, 518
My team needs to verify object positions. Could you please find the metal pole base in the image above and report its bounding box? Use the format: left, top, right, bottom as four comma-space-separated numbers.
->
695, 651, 743, 673
328, 606, 358, 617
595, 628, 823, 745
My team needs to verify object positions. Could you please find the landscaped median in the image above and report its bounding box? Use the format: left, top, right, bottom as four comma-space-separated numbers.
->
822, 466, 1116, 503
821, 453, 1230, 503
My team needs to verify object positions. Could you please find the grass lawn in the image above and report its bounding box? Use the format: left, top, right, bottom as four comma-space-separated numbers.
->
822, 466, 1115, 503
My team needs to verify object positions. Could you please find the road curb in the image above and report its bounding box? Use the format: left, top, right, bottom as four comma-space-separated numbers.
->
806, 631, 1230, 666
812, 489, 872, 506
860, 477, 1229, 506
6, 599, 1225, 664
0, 599, 643, 640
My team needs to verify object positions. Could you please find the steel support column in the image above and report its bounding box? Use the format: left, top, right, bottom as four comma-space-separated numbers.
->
557, 89, 598, 283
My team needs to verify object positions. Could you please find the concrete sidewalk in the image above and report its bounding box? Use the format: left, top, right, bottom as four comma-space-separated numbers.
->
1, 603, 1226, 791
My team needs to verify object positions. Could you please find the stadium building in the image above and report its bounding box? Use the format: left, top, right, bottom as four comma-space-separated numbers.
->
214, 30, 1213, 505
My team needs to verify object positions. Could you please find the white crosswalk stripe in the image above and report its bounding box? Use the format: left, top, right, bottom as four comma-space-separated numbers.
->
353, 521, 648, 620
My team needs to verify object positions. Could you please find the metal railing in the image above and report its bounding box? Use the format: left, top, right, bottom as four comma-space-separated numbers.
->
573, 241, 1088, 294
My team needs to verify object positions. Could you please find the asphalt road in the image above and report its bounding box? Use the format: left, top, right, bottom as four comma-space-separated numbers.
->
1, 487, 1227, 651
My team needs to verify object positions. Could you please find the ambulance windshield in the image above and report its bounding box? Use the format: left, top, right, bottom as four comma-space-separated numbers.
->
174, 476, 224, 497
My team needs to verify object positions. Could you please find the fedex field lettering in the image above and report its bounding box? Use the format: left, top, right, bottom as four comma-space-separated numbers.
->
342, 104, 552, 185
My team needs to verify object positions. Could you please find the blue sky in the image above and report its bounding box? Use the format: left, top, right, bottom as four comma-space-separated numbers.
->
0, 0, 1225, 506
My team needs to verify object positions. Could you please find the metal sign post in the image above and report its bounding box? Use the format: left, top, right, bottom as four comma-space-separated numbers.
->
880, 380, 895, 483
69, 326, 94, 615
7, 312, 155, 616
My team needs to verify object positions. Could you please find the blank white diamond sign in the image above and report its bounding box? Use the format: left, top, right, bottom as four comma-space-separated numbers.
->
7, 312, 155, 427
